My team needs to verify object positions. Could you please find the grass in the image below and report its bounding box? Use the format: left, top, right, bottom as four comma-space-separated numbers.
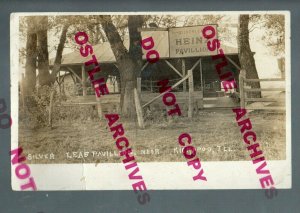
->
19, 109, 286, 164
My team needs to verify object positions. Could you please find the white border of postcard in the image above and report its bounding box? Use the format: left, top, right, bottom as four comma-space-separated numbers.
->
10, 11, 291, 190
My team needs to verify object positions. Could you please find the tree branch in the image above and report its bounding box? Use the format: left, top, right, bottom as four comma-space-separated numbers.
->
99, 15, 129, 61
50, 22, 71, 82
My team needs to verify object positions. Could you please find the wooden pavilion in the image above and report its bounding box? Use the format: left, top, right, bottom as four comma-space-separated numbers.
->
49, 33, 242, 117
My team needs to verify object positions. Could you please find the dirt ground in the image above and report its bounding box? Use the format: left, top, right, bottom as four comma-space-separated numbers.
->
19, 109, 286, 164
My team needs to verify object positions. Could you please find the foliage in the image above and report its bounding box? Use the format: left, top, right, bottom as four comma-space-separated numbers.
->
20, 85, 56, 129
250, 14, 285, 56
20, 84, 99, 129
143, 14, 234, 44
262, 14, 285, 56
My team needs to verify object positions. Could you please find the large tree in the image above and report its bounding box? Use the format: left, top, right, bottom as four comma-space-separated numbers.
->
238, 14, 261, 98
50, 18, 71, 83
22, 16, 71, 89
23, 16, 37, 95
99, 15, 144, 118
36, 16, 51, 86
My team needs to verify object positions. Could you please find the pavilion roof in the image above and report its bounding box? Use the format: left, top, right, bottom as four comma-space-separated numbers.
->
50, 37, 238, 66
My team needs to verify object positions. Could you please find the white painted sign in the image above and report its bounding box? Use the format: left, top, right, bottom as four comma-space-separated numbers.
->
141, 31, 169, 59
169, 25, 218, 58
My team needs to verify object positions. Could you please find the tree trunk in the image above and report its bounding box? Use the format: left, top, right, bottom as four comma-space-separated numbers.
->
50, 23, 70, 83
238, 15, 261, 98
22, 15, 71, 126
118, 58, 138, 117
99, 15, 144, 119
94, 24, 101, 44
121, 73, 136, 118
24, 16, 37, 96
36, 16, 51, 86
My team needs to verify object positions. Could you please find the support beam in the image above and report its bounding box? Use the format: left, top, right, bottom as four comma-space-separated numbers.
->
225, 56, 241, 71
81, 65, 87, 96
182, 59, 186, 92
141, 62, 149, 72
66, 67, 81, 82
165, 60, 183, 78
200, 58, 203, 92
188, 70, 194, 118
199, 58, 204, 109
142, 71, 192, 108
190, 59, 201, 72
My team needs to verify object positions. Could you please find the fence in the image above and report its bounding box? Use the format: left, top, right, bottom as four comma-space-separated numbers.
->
239, 69, 285, 111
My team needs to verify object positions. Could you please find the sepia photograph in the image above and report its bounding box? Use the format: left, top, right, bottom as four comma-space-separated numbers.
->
10, 11, 291, 190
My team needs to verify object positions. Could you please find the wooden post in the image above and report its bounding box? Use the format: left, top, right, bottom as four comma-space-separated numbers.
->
182, 59, 186, 92
188, 69, 194, 118
200, 58, 203, 92
96, 96, 103, 119
81, 65, 87, 96
113, 77, 116, 93
150, 79, 153, 92
137, 77, 142, 98
48, 89, 55, 128
239, 69, 246, 108
199, 58, 204, 109
134, 88, 145, 129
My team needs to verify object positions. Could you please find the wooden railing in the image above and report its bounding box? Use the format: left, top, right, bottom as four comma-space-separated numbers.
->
239, 69, 285, 111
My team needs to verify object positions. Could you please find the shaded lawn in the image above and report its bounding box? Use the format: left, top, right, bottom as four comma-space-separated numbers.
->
19, 109, 286, 164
